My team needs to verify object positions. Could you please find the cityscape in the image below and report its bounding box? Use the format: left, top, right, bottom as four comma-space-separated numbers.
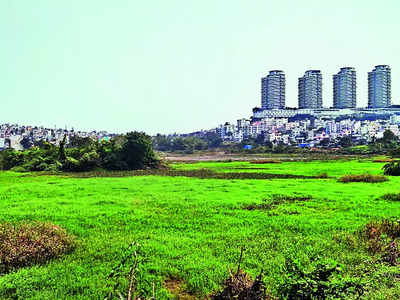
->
215, 65, 399, 147
0, 65, 398, 150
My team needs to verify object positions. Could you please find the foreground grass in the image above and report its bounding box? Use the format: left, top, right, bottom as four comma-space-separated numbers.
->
0, 159, 399, 299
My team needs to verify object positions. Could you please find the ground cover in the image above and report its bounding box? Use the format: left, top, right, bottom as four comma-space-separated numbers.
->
0, 159, 399, 299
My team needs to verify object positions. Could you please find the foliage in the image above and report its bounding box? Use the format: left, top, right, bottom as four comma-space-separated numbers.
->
380, 193, 400, 202
277, 257, 364, 299
0, 132, 161, 172
383, 161, 400, 176
105, 242, 155, 300
152, 134, 218, 153
0, 221, 75, 274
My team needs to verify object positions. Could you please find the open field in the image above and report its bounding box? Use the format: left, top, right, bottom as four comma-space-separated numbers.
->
1, 159, 400, 299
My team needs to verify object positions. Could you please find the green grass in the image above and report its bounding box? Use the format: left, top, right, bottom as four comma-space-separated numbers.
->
0, 159, 399, 299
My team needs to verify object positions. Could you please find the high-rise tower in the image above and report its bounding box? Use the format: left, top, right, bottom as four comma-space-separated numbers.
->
261, 70, 286, 109
368, 65, 391, 108
298, 70, 322, 109
333, 67, 357, 108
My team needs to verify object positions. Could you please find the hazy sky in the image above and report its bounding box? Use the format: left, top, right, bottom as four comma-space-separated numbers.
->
1, 0, 399, 134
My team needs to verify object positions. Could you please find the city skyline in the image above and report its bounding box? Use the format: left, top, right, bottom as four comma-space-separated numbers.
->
262, 65, 392, 110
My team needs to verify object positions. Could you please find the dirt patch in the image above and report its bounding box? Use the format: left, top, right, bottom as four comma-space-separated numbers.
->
0, 221, 75, 274
164, 278, 196, 300
243, 194, 312, 211
53, 169, 324, 180
250, 160, 281, 164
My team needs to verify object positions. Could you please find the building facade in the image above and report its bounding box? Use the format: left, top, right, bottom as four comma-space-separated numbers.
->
298, 70, 322, 109
333, 67, 356, 108
261, 70, 285, 109
368, 65, 391, 108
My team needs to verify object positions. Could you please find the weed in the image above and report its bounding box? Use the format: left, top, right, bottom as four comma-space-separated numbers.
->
105, 242, 155, 300
338, 174, 388, 183
277, 257, 364, 299
211, 248, 268, 300
379, 193, 400, 201
0, 221, 75, 274
364, 219, 400, 265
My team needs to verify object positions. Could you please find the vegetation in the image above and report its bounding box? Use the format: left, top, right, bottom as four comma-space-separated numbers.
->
278, 257, 364, 299
0, 159, 399, 298
0, 132, 161, 172
152, 133, 222, 153
380, 193, 400, 202
0, 222, 75, 274
338, 174, 388, 183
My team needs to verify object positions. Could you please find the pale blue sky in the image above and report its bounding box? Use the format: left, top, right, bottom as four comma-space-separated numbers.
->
1, 0, 399, 134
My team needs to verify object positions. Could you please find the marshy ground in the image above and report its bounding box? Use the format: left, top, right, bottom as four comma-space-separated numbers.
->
0, 157, 399, 299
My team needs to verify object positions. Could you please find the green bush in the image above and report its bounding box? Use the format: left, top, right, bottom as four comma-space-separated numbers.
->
277, 257, 364, 299
382, 161, 400, 176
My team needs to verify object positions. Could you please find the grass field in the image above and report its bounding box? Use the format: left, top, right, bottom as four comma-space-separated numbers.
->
0, 159, 400, 299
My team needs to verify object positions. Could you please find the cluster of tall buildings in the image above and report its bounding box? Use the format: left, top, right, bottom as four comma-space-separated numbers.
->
261, 65, 392, 110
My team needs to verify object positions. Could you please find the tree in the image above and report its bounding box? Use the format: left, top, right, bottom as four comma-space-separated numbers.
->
120, 132, 160, 170
338, 136, 352, 148
381, 129, 398, 144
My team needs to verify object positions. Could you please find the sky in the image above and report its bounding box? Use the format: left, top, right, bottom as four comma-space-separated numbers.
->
1, 0, 399, 134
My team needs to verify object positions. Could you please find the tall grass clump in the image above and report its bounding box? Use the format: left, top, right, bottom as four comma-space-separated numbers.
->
0, 221, 75, 274
364, 219, 400, 266
338, 174, 388, 183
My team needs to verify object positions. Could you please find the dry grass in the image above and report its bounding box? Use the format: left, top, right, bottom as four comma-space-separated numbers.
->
211, 269, 269, 300
164, 278, 196, 300
364, 219, 400, 265
250, 160, 282, 164
372, 158, 395, 163
0, 221, 75, 273
338, 174, 388, 183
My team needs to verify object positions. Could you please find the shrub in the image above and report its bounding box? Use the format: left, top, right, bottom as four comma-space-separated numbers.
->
382, 161, 400, 176
316, 172, 328, 178
379, 193, 400, 202
364, 219, 400, 265
0, 221, 75, 274
277, 257, 364, 299
338, 174, 388, 183
211, 270, 267, 300
211, 247, 268, 300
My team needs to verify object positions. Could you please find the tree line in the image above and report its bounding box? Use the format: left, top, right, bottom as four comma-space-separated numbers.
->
0, 132, 161, 172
